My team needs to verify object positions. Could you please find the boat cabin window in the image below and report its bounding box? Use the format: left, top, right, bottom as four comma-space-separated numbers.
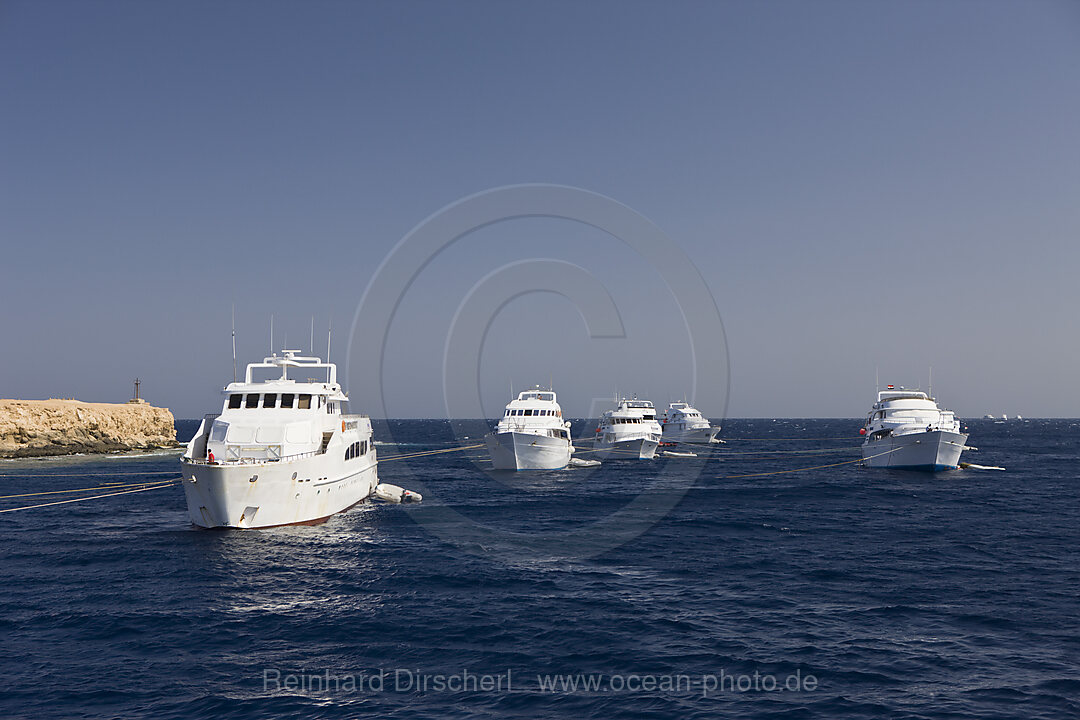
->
263, 393, 277, 409
298, 394, 311, 409
280, 393, 295, 409
245, 393, 259, 408
228, 394, 243, 409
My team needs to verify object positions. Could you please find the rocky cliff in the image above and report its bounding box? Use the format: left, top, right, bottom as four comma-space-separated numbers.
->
0, 399, 178, 458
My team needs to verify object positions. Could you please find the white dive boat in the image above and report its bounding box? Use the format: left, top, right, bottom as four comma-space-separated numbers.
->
861, 387, 968, 471
592, 396, 661, 459
660, 401, 722, 444
180, 351, 379, 528
485, 387, 573, 470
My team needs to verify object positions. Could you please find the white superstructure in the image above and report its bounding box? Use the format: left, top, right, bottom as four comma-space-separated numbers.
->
661, 401, 722, 444
861, 387, 968, 471
486, 387, 573, 470
180, 351, 378, 528
593, 396, 661, 459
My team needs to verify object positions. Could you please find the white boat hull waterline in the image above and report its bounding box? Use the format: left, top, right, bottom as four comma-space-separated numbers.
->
592, 437, 659, 460
662, 425, 722, 444
486, 431, 572, 470
181, 454, 378, 529
861, 429, 968, 471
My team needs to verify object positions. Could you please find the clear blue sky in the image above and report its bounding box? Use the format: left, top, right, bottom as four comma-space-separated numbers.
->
2, 0, 1078, 419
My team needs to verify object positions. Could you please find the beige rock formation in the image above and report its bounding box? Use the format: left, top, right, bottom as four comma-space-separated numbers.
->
0, 399, 177, 458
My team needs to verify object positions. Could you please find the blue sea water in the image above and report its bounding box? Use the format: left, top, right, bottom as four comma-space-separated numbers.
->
1, 419, 1078, 719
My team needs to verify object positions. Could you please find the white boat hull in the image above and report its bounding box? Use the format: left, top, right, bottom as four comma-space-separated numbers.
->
591, 436, 659, 460
861, 430, 968, 471
179, 454, 378, 528
662, 425, 721, 444
486, 431, 571, 470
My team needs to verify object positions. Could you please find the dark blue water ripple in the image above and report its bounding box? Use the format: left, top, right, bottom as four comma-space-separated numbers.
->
1, 419, 1077, 719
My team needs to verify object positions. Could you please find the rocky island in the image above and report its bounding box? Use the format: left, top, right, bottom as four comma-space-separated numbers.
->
0, 399, 177, 458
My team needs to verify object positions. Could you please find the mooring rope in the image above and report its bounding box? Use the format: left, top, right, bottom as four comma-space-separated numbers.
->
718, 446, 901, 478
379, 444, 485, 462
0, 478, 182, 500
0, 480, 180, 514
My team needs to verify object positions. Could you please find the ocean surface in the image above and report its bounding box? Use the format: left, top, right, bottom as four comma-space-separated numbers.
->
1, 419, 1078, 719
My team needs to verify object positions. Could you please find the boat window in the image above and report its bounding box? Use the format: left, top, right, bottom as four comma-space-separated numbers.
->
360, 441, 367, 455
298, 394, 311, 409
209, 421, 228, 443
280, 393, 295, 408
263, 394, 277, 409
523, 409, 532, 416
245, 394, 259, 408
228, 394, 243, 409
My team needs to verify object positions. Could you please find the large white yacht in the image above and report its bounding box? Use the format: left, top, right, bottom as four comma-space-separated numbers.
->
593, 396, 662, 459
861, 386, 968, 471
180, 351, 379, 528
485, 386, 573, 470
661, 401, 722, 444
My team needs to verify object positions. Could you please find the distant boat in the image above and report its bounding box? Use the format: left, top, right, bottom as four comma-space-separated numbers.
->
593, 396, 661, 459
1001, 413, 1009, 421
485, 386, 573, 470
861, 387, 968, 471
983, 414, 995, 420
660, 401, 722, 444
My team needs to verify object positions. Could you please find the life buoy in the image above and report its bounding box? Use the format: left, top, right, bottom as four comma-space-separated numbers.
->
342, 420, 346, 432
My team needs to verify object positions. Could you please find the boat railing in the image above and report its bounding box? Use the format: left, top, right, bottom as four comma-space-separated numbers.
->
184, 450, 321, 466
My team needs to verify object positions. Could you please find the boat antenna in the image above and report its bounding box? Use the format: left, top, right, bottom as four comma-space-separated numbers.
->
270, 314, 274, 357
231, 304, 237, 383
326, 316, 332, 363
310, 316, 314, 354
875, 366, 879, 393
929, 366, 933, 399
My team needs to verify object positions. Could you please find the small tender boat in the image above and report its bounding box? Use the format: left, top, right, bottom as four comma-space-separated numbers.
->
661, 450, 697, 458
